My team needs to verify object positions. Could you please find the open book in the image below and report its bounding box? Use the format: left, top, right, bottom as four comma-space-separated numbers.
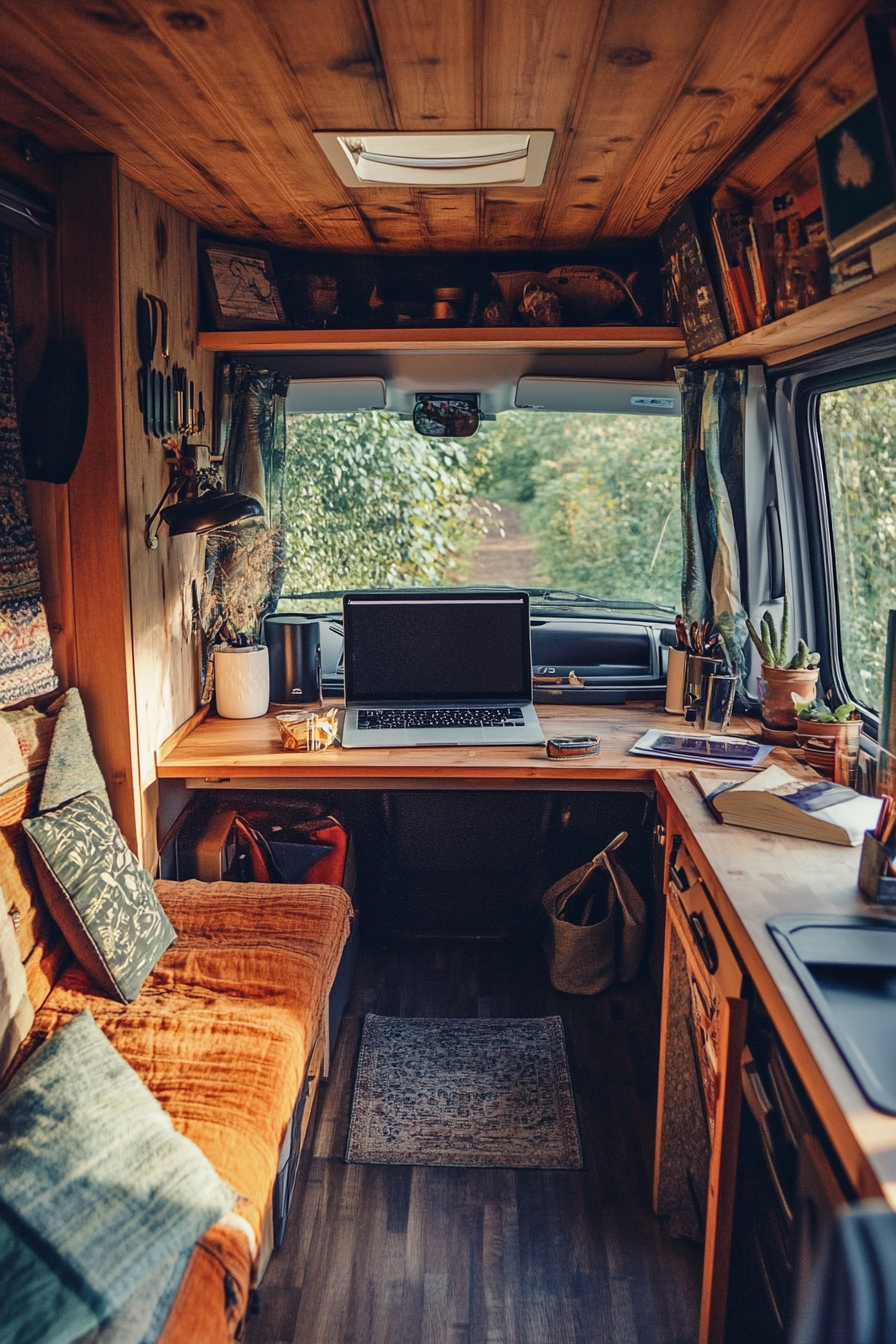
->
690, 765, 882, 847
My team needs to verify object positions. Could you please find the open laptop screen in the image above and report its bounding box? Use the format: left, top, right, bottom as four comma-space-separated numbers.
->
343, 592, 532, 704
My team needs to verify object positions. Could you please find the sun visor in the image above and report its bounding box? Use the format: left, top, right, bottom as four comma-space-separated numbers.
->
286, 378, 387, 415
514, 377, 680, 417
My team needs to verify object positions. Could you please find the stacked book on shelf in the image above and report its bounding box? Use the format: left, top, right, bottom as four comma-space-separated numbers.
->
659, 31, 896, 354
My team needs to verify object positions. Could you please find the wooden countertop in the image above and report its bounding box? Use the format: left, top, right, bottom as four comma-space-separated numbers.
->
657, 771, 896, 1210
157, 702, 776, 783
158, 700, 894, 1204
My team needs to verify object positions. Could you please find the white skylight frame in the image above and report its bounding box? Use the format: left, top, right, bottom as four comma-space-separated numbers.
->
313, 131, 555, 187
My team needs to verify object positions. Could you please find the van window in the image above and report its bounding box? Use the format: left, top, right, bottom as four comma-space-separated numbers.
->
282, 409, 682, 610
818, 374, 896, 712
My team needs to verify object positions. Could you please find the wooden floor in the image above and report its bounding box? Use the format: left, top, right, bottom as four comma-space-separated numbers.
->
249, 939, 702, 1344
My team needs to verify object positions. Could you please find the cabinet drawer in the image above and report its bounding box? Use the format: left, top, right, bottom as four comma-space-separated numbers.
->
668, 841, 743, 1001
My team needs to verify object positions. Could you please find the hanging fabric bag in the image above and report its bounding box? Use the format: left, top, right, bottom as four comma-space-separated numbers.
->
541, 831, 647, 994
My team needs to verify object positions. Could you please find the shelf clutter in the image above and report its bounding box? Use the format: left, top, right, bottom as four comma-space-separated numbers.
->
659, 15, 896, 364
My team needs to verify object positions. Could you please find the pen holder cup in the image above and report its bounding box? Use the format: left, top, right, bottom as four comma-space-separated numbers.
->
665, 648, 687, 714
858, 830, 896, 905
699, 673, 738, 734
684, 654, 724, 709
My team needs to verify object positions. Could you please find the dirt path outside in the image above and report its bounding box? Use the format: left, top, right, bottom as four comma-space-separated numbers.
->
466, 502, 537, 586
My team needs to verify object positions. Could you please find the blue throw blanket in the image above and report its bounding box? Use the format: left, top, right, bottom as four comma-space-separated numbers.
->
0, 1011, 235, 1344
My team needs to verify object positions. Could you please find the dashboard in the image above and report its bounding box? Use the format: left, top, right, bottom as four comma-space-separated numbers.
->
293, 608, 672, 705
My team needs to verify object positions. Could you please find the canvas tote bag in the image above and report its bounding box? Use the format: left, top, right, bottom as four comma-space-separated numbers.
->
541, 832, 647, 994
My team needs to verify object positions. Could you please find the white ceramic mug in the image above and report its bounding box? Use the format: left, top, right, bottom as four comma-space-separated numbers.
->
214, 646, 270, 719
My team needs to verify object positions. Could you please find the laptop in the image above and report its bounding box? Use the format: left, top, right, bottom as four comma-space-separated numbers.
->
340, 590, 544, 748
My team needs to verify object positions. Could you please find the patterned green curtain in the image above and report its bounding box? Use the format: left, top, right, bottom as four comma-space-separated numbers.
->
199, 364, 288, 697
678, 365, 749, 686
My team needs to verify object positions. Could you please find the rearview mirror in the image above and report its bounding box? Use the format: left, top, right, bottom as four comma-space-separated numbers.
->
412, 395, 480, 438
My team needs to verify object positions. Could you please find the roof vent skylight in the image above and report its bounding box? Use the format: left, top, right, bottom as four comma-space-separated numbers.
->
313, 131, 554, 187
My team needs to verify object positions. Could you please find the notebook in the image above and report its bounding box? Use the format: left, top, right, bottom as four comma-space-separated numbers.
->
340, 591, 545, 748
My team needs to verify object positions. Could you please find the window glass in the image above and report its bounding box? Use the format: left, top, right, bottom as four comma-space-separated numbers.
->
819, 375, 896, 712
281, 409, 682, 611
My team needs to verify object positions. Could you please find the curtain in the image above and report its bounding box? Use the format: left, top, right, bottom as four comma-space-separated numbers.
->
678, 365, 749, 687
0, 229, 57, 706
200, 364, 288, 697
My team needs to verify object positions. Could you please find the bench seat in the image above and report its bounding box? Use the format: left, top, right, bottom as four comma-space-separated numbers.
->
13, 879, 353, 1344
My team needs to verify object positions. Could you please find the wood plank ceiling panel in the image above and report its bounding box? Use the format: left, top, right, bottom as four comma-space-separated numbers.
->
724, 17, 873, 198
596, 0, 870, 238
0, 0, 875, 254
368, 0, 480, 249
536, 0, 720, 249
479, 0, 612, 252
0, 0, 383, 249
417, 191, 480, 252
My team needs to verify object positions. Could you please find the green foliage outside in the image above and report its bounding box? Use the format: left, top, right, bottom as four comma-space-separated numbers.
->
820, 377, 896, 712
281, 411, 493, 596
475, 411, 682, 607
280, 407, 683, 610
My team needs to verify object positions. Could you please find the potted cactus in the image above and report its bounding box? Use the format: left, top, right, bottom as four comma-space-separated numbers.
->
746, 595, 820, 732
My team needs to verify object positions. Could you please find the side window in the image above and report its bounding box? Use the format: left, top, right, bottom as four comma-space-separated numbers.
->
818, 375, 896, 713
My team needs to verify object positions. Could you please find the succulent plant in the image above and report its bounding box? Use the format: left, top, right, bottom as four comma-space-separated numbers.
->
746, 594, 821, 670
793, 698, 859, 723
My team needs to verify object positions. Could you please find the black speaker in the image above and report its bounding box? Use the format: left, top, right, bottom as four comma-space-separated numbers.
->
265, 616, 321, 707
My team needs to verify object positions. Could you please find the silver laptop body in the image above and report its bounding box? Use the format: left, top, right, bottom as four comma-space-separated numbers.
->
341, 590, 544, 749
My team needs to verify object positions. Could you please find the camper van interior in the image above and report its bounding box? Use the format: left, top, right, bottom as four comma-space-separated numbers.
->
2, 3, 896, 1342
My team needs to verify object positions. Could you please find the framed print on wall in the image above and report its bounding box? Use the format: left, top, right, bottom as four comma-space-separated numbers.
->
200, 242, 286, 330
816, 91, 896, 260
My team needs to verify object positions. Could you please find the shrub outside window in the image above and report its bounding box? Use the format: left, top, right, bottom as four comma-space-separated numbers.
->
280, 409, 683, 612
818, 375, 896, 713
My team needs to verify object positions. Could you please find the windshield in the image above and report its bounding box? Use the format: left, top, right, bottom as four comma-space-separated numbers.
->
279, 409, 682, 612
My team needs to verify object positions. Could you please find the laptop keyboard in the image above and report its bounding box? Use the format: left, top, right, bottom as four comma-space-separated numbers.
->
357, 707, 526, 730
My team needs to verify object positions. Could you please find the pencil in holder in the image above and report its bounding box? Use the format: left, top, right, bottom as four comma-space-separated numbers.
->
858, 829, 896, 904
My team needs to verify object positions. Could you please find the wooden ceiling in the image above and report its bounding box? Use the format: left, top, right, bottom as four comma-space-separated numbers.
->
0, 0, 873, 253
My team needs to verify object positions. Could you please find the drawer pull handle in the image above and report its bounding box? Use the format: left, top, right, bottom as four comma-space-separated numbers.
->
669, 862, 689, 892
688, 911, 718, 974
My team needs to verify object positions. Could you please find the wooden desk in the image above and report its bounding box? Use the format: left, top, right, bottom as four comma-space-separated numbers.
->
657, 772, 896, 1213
159, 699, 896, 1318
157, 702, 771, 787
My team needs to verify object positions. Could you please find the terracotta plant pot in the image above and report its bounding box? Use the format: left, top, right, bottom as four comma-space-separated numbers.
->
796, 716, 861, 784
760, 664, 819, 731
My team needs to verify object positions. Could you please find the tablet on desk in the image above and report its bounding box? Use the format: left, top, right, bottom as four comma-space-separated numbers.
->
629, 729, 772, 768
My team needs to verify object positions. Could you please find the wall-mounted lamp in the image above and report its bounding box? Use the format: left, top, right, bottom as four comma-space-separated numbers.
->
144, 436, 262, 549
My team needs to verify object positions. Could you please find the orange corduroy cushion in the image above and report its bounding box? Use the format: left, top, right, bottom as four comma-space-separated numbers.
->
20, 880, 352, 1343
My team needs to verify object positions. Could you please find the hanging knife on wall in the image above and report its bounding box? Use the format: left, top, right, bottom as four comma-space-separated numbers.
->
136, 290, 156, 436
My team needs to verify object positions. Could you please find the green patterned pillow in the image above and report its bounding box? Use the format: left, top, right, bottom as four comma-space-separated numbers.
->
23, 793, 175, 1003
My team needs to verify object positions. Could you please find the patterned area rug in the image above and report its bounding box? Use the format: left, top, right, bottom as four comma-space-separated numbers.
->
345, 1015, 583, 1168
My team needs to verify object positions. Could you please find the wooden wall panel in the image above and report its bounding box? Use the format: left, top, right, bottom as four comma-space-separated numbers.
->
57, 156, 142, 854
117, 174, 215, 865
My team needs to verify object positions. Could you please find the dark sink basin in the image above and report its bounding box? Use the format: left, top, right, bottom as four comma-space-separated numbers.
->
768, 915, 896, 1115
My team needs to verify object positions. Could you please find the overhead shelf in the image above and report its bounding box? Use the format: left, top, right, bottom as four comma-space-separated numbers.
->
698, 268, 896, 365
197, 325, 686, 353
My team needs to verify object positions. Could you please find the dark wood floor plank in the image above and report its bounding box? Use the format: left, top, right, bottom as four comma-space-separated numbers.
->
248, 939, 702, 1344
